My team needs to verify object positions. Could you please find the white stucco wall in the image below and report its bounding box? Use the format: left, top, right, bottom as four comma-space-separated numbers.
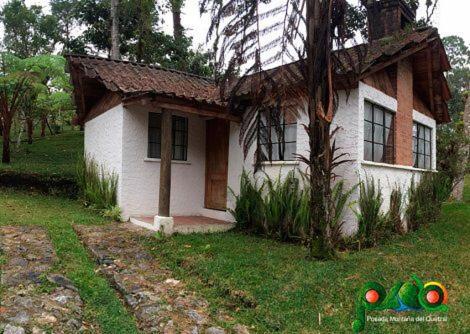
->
84, 81, 437, 233
118, 106, 210, 220
84, 104, 124, 204
227, 82, 437, 235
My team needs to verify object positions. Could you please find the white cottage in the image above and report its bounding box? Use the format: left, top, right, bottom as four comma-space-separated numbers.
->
67, 0, 451, 234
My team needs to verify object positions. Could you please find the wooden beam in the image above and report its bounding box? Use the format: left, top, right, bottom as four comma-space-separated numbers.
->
158, 109, 172, 217
359, 41, 432, 81
426, 48, 435, 113
123, 95, 241, 122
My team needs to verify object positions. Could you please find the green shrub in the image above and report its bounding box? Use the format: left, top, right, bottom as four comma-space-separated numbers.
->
230, 170, 354, 246
387, 185, 404, 235
406, 173, 451, 231
354, 177, 386, 248
263, 171, 301, 241
328, 181, 357, 248
76, 155, 119, 220
229, 170, 265, 233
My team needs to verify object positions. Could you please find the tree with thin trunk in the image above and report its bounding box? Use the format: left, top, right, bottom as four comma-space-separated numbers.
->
202, 0, 359, 258
110, 0, 120, 59
170, 0, 184, 40
0, 53, 37, 163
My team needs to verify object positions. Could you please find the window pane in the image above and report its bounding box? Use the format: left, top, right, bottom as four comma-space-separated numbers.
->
418, 125, 426, 139
374, 144, 384, 162
364, 141, 373, 161
271, 146, 280, 160
148, 143, 160, 159
374, 107, 384, 125
413, 152, 417, 167
425, 156, 431, 169
425, 128, 431, 141
284, 142, 296, 160
413, 123, 417, 137
365, 102, 373, 121
260, 144, 268, 161
418, 154, 425, 169
425, 141, 431, 155
374, 125, 384, 144
418, 139, 424, 154
385, 112, 393, 128
364, 122, 373, 141
413, 137, 417, 153
284, 124, 297, 142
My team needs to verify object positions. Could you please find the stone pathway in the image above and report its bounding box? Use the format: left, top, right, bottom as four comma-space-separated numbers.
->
0, 226, 90, 333
74, 223, 247, 334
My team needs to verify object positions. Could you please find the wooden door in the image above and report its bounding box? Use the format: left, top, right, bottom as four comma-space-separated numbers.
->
205, 119, 230, 210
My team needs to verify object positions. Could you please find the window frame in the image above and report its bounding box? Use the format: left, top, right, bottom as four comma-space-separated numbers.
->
363, 101, 395, 164
413, 122, 432, 170
258, 117, 297, 162
147, 113, 188, 161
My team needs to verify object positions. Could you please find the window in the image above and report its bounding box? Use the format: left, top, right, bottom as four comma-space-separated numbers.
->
148, 113, 188, 161
413, 122, 432, 169
259, 114, 296, 161
364, 101, 395, 164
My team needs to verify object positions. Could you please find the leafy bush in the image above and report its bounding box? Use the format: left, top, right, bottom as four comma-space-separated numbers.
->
263, 171, 301, 241
229, 170, 265, 233
327, 181, 357, 248
76, 156, 120, 220
354, 177, 386, 248
230, 170, 354, 247
406, 173, 451, 231
387, 185, 404, 235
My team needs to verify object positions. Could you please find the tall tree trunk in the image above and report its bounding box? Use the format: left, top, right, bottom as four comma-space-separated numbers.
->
40, 116, 46, 137
306, 0, 333, 259
110, 0, 120, 59
2, 121, 11, 163
26, 117, 33, 144
170, 0, 184, 40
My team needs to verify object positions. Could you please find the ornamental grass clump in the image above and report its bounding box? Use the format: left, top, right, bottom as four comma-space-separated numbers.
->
354, 177, 386, 248
387, 185, 404, 235
76, 155, 120, 220
263, 171, 302, 241
231, 170, 354, 247
229, 170, 265, 233
406, 173, 451, 231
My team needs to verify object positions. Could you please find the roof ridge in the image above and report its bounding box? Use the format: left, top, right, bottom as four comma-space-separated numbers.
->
65, 53, 216, 83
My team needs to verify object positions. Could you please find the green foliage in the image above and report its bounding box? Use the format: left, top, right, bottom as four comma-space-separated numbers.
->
328, 180, 358, 248
0, 0, 59, 58
76, 155, 119, 219
387, 185, 404, 235
228, 170, 264, 233
0, 130, 83, 177
406, 173, 451, 231
354, 177, 386, 248
230, 170, 354, 249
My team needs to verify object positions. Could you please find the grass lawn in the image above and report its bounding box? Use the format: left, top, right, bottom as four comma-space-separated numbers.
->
0, 130, 83, 178
0, 189, 139, 334
147, 177, 470, 333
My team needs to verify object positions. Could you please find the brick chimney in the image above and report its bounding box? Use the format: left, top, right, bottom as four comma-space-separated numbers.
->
365, 0, 418, 41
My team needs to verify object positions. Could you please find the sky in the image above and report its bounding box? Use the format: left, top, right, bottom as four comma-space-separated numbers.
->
0, 0, 469, 52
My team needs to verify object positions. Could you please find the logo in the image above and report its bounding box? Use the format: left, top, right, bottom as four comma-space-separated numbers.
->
352, 275, 448, 333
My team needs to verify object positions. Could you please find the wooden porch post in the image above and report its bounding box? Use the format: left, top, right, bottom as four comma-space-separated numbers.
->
158, 109, 172, 217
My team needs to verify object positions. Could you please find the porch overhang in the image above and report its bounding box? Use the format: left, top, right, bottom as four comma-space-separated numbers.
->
122, 92, 240, 122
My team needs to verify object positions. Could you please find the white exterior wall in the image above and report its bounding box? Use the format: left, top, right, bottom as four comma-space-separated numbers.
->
84, 104, 124, 204
84, 82, 437, 232
227, 82, 437, 235
118, 106, 209, 220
